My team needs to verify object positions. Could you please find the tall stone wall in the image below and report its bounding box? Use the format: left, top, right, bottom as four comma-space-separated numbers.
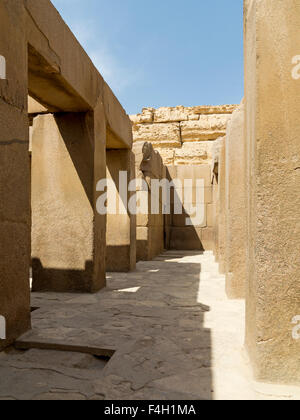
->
130, 105, 236, 166
133, 142, 165, 261
130, 106, 236, 251
244, 0, 300, 384
225, 102, 247, 299
0, 0, 31, 349
31, 113, 96, 292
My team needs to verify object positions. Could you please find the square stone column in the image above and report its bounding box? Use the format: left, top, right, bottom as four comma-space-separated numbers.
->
133, 142, 165, 262
244, 0, 300, 383
218, 139, 226, 274
225, 103, 247, 299
0, 0, 31, 348
211, 137, 224, 261
92, 101, 107, 290
106, 149, 136, 272
31, 111, 106, 292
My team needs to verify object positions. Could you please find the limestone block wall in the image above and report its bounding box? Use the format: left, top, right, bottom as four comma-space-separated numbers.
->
167, 165, 215, 250
130, 106, 236, 251
133, 142, 165, 261
130, 105, 237, 166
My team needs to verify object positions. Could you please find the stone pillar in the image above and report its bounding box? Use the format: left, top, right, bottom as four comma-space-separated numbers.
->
244, 0, 300, 383
211, 176, 219, 259
92, 101, 107, 291
225, 103, 246, 299
0, 0, 31, 348
31, 112, 106, 292
133, 142, 165, 261
211, 137, 224, 261
164, 167, 173, 250
217, 139, 226, 274
106, 149, 136, 272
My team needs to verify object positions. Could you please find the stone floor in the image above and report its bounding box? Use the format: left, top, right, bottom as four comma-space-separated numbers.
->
0, 251, 299, 400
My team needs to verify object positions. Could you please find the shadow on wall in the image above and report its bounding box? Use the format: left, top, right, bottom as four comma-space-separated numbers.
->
55, 113, 95, 207
31, 259, 94, 293
31, 112, 96, 293
165, 167, 206, 251
106, 149, 136, 273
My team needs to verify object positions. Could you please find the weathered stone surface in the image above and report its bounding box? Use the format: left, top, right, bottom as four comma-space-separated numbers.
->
181, 115, 231, 142
210, 137, 224, 259
2, 252, 293, 400
3, 0, 300, 393
211, 137, 224, 180
174, 141, 214, 165
31, 114, 95, 292
217, 139, 226, 274
106, 150, 136, 272
164, 165, 213, 251
225, 102, 247, 300
175, 165, 212, 186
193, 105, 237, 115
130, 106, 236, 166
170, 228, 203, 251
244, 0, 300, 384
130, 105, 237, 125
200, 228, 215, 251
130, 108, 154, 124
0, 0, 30, 349
133, 142, 165, 262
0, 0, 133, 348
153, 106, 189, 123
153, 148, 175, 166
132, 123, 181, 148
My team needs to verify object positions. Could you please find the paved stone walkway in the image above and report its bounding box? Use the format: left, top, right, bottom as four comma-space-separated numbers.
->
0, 251, 299, 400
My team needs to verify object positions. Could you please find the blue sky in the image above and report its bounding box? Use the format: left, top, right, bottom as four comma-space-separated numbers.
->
52, 0, 244, 115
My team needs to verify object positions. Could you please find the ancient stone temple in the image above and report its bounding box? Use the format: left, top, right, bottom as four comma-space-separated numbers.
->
0, 0, 299, 400
130, 106, 237, 254
0, 0, 133, 347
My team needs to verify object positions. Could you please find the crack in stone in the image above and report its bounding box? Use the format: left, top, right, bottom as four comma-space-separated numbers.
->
8, 364, 93, 382
0, 95, 26, 113
24, 5, 61, 72
0, 139, 28, 146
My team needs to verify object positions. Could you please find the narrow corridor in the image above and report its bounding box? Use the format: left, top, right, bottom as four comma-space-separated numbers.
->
0, 252, 298, 400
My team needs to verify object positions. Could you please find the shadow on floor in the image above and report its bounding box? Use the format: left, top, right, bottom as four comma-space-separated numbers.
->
0, 251, 212, 400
